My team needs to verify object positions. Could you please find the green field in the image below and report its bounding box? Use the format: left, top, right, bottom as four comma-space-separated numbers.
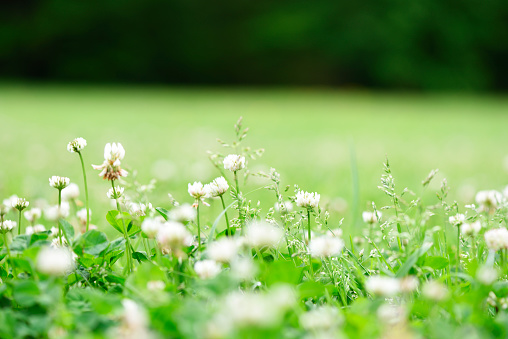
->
1, 84, 508, 233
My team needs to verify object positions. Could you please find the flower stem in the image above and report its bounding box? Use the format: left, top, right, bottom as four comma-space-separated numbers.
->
112, 180, 133, 273
307, 209, 311, 243
196, 203, 201, 251
17, 210, 22, 236
2, 231, 16, 277
234, 171, 244, 229
78, 152, 90, 232
457, 226, 460, 278
219, 195, 231, 236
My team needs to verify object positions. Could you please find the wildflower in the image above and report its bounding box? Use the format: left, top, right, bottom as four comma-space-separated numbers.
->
326, 228, 343, 238
49, 176, 70, 190
274, 201, 293, 214
156, 221, 193, 251
300, 306, 342, 331
129, 202, 154, 217
476, 266, 498, 285
169, 204, 196, 223
26, 224, 46, 235
67, 137, 87, 153
24, 208, 42, 223
223, 154, 246, 172
92, 143, 128, 180
117, 299, 149, 339
76, 208, 91, 225
295, 190, 320, 209
12, 198, 29, 211
61, 183, 80, 201
484, 228, 508, 251
188, 181, 206, 200
400, 276, 419, 293
223, 291, 281, 328
231, 258, 257, 281
309, 235, 344, 258
460, 221, 481, 237
365, 276, 400, 297
36, 247, 74, 276
2, 195, 19, 213
475, 190, 503, 213
194, 260, 222, 279
245, 221, 284, 249
207, 238, 239, 263
44, 202, 70, 221
449, 213, 466, 226
107, 186, 124, 199
422, 281, 449, 301
362, 211, 382, 224
204, 176, 229, 198
377, 304, 406, 325
0, 220, 17, 232
141, 217, 163, 238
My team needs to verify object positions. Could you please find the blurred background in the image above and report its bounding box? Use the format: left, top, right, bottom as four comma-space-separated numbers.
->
1, 0, 507, 233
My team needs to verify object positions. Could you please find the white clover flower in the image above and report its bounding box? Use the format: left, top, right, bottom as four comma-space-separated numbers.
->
92, 143, 128, 181
399, 275, 419, 293
156, 221, 193, 250
207, 238, 239, 263
362, 211, 382, 224
118, 299, 149, 339
24, 208, 42, 223
204, 176, 229, 198
245, 221, 284, 249
147, 280, 165, 291
51, 236, 69, 248
49, 176, 70, 190
223, 154, 246, 172
107, 186, 124, 199
61, 183, 80, 201
422, 281, 449, 301
2, 195, 19, 213
365, 276, 401, 297
194, 260, 222, 279
76, 208, 91, 224
377, 304, 406, 325
129, 202, 154, 217
188, 181, 207, 200
475, 190, 503, 213
223, 291, 280, 328
12, 198, 29, 211
449, 213, 466, 226
460, 221, 481, 237
0, 220, 17, 232
25, 224, 46, 235
36, 247, 74, 276
485, 228, 508, 251
309, 235, 344, 258
169, 204, 196, 223
50, 227, 59, 237
476, 266, 498, 285
326, 228, 343, 238
67, 137, 87, 153
231, 258, 257, 281
44, 202, 70, 221
300, 306, 342, 331
295, 190, 320, 209
274, 201, 293, 214
141, 217, 164, 238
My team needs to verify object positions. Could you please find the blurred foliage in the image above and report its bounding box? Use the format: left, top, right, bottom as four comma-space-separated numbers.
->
0, 0, 507, 90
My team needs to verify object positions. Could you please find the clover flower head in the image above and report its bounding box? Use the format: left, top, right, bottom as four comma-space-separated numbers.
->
67, 137, 87, 153
204, 176, 229, 198
245, 221, 284, 249
49, 176, 70, 190
295, 190, 320, 209
362, 211, 382, 224
365, 276, 401, 297
61, 183, 80, 201
12, 198, 29, 211
0, 220, 17, 232
309, 235, 344, 258
107, 186, 124, 199
24, 208, 42, 223
484, 228, 508, 251
36, 247, 74, 276
223, 154, 246, 172
194, 260, 222, 279
188, 181, 206, 199
92, 142, 128, 181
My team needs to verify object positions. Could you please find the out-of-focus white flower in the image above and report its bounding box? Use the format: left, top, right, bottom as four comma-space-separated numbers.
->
147, 280, 165, 291
50, 227, 59, 237
118, 299, 149, 339
399, 276, 419, 293
0, 220, 17, 232
194, 260, 222, 279
309, 235, 344, 258
12, 198, 29, 211
188, 182, 206, 200
485, 228, 508, 251
377, 304, 406, 325
208, 238, 238, 263
461, 221, 481, 237
295, 191, 320, 209
170, 204, 196, 223
223, 291, 281, 328
67, 137, 87, 153
26, 224, 46, 235
274, 201, 293, 214
141, 217, 164, 238
365, 276, 400, 297
61, 183, 80, 201
449, 213, 466, 226
92, 143, 128, 181
422, 281, 449, 301
156, 221, 193, 250
107, 186, 124, 199
475, 190, 503, 213
362, 211, 382, 224
204, 176, 229, 197
44, 202, 70, 221
245, 221, 283, 249
268, 285, 296, 311
49, 176, 70, 190
51, 236, 68, 248
129, 202, 154, 217
2, 195, 19, 213
231, 258, 257, 281
76, 208, 91, 224
24, 208, 42, 223
300, 306, 342, 331
223, 154, 246, 172
477, 266, 498, 285
326, 228, 343, 238
36, 247, 74, 276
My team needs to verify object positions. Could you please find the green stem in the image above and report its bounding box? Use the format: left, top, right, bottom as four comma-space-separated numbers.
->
17, 210, 22, 236
307, 209, 311, 243
58, 189, 63, 246
3, 230, 17, 277
234, 171, 244, 229
457, 226, 460, 278
219, 195, 230, 236
78, 152, 90, 232
112, 180, 133, 273
196, 202, 201, 251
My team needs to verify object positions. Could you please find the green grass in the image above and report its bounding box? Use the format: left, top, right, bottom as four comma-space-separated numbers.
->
1, 84, 508, 233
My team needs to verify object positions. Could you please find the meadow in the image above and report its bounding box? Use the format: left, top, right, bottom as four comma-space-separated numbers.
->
1, 84, 508, 338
